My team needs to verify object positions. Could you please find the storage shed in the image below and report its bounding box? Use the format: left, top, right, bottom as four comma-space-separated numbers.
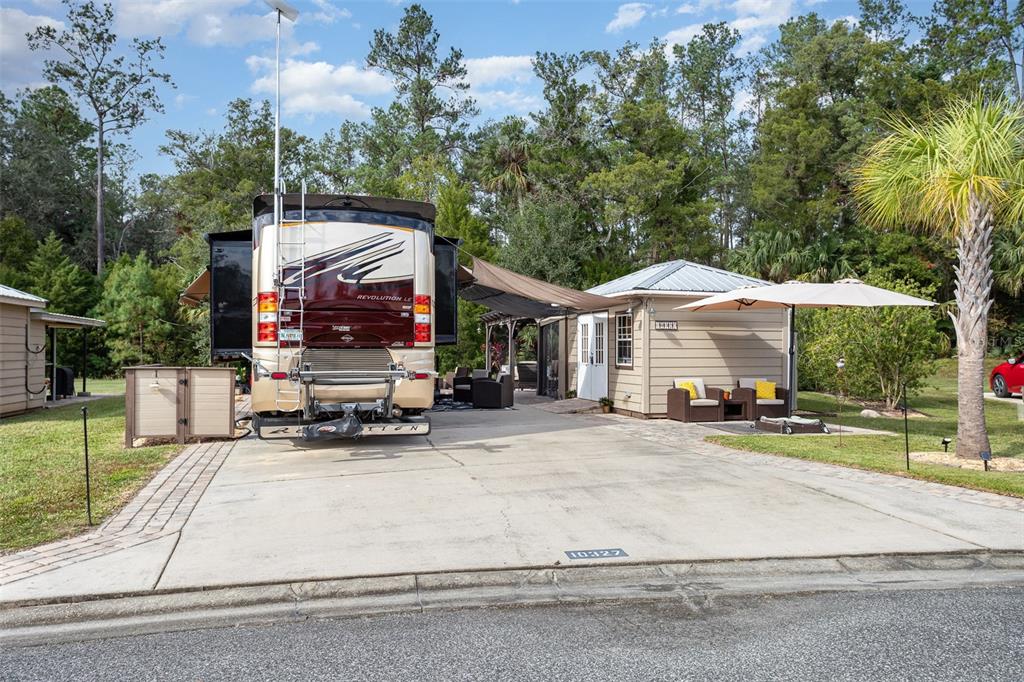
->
0, 284, 106, 417
547, 261, 792, 418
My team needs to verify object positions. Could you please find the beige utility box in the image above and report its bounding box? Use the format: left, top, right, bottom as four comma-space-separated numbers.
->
125, 366, 235, 447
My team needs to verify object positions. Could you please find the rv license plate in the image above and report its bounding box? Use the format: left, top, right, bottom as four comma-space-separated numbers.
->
278, 328, 302, 341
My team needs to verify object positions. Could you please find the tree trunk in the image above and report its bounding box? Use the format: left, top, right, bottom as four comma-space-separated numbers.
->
95, 124, 106, 276
951, 194, 994, 459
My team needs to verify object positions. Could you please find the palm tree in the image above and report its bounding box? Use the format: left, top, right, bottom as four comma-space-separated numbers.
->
485, 118, 531, 211
853, 97, 1024, 459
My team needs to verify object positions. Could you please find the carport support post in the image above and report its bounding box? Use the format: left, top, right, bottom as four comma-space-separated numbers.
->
49, 326, 56, 402
507, 320, 515, 374
80, 329, 89, 396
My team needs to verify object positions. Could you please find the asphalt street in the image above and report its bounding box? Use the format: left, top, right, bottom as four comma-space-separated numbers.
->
3, 586, 1022, 681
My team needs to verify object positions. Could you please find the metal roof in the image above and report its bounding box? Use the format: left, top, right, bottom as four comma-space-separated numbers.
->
586, 260, 768, 296
29, 309, 106, 329
0, 284, 47, 306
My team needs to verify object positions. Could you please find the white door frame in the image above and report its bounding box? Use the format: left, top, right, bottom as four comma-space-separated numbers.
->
576, 312, 608, 401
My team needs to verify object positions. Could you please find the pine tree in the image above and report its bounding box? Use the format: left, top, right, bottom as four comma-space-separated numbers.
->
25, 232, 94, 315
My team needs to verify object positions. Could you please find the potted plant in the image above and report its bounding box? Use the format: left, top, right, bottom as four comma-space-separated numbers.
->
599, 396, 614, 413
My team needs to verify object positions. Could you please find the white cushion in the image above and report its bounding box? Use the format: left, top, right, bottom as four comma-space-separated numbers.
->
738, 377, 767, 389
756, 399, 784, 406
690, 398, 719, 407
675, 377, 706, 399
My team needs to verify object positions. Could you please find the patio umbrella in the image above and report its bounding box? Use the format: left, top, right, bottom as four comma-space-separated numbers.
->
677, 278, 936, 466
675, 278, 935, 417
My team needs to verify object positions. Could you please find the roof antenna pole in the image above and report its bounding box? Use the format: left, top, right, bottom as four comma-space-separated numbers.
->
264, 1, 299, 234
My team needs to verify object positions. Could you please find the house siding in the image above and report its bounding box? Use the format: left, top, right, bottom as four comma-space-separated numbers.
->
646, 300, 787, 415
606, 305, 643, 413
1, 303, 46, 417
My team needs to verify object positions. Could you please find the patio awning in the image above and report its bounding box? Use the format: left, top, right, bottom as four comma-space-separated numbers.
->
179, 269, 210, 307
29, 309, 106, 329
459, 257, 618, 318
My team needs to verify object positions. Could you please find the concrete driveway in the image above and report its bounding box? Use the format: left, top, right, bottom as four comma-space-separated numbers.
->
3, 399, 1023, 601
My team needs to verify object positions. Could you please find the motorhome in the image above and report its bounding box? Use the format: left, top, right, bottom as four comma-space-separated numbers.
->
205, 193, 459, 440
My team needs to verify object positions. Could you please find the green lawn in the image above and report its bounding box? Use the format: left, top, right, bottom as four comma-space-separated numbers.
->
0, 397, 181, 552
76, 376, 125, 395
710, 358, 1024, 498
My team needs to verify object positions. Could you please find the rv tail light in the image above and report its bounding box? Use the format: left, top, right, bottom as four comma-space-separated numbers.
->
270, 372, 288, 380
413, 294, 431, 342
257, 292, 279, 342
413, 372, 430, 380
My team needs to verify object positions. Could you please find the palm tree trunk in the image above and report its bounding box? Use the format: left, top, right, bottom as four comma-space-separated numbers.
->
951, 193, 994, 459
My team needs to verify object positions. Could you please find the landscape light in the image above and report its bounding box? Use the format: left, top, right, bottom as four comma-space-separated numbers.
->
941, 437, 952, 453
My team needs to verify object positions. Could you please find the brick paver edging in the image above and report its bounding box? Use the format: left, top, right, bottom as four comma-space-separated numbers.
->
0, 441, 235, 586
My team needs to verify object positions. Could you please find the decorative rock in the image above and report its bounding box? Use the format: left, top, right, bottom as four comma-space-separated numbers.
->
859, 409, 882, 418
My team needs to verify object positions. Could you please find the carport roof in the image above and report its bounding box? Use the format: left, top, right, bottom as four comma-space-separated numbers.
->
587, 260, 768, 296
460, 258, 618, 318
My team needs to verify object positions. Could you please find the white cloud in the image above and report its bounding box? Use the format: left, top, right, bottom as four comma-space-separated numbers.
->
473, 89, 542, 113
174, 93, 196, 109
464, 55, 534, 87
663, 22, 704, 50
247, 56, 391, 118
0, 7, 64, 90
832, 15, 860, 26
735, 33, 766, 54
606, 3, 651, 34
729, 0, 794, 33
310, 0, 351, 23
289, 40, 321, 57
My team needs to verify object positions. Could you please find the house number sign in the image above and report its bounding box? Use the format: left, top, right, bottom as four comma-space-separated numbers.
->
654, 321, 678, 330
564, 548, 628, 560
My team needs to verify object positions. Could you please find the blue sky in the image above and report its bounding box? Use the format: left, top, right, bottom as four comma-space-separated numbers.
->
2, 1, 930, 179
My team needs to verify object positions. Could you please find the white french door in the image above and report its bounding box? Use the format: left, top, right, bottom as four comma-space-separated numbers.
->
576, 313, 608, 401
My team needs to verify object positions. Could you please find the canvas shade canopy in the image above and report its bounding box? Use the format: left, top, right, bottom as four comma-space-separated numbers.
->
459, 257, 617, 317
675, 278, 936, 412
676, 278, 935, 312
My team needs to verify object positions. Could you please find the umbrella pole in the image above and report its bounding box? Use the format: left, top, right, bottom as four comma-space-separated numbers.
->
788, 306, 796, 413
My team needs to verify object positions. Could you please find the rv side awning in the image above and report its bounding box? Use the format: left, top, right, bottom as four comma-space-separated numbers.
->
459, 257, 618, 317
180, 269, 210, 307
29, 310, 106, 329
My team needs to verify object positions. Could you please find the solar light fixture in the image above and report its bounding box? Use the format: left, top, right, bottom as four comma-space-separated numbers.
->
941, 437, 952, 453
264, 0, 298, 21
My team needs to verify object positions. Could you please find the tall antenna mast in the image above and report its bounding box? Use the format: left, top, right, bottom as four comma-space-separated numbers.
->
264, 1, 299, 230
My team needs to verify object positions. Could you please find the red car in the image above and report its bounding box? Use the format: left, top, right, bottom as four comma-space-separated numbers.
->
990, 352, 1024, 398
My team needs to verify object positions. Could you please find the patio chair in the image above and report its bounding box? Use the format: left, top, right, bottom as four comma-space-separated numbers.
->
733, 378, 790, 420
473, 374, 514, 409
453, 375, 474, 403
667, 378, 725, 422
516, 361, 537, 390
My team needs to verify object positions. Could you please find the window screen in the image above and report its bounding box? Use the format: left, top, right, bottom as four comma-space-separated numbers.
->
616, 314, 633, 367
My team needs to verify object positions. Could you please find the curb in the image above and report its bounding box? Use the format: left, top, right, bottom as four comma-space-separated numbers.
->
3, 551, 1024, 647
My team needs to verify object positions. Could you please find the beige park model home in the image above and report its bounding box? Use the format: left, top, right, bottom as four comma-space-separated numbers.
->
543, 261, 791, 418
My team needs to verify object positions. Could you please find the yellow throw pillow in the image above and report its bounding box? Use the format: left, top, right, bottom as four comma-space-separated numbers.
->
675, 380, 697, 399
755, 380, 776, 400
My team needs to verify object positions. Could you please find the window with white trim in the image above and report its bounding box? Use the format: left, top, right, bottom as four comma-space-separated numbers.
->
616, 313, 633, 367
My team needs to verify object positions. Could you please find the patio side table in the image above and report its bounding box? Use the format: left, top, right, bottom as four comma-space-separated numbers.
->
723, 398, 747, 421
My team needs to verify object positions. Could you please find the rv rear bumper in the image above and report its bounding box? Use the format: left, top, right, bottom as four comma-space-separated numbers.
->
256, 414, 430, 440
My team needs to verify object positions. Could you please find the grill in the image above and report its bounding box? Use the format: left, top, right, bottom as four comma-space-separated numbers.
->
300, 348, 396, 372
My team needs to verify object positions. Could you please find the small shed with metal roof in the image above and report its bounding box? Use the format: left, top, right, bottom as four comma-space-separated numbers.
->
1, 284, 106, 417
541, 260, 791, 417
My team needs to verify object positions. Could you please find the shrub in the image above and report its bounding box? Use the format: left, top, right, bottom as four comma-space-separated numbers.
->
797, 274, 944, 408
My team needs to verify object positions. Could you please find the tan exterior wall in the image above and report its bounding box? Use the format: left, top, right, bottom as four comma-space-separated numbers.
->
563, 295, 788, 416
646, 299, 787, 415
606, 304, 644, 414
1, 303, 46, 417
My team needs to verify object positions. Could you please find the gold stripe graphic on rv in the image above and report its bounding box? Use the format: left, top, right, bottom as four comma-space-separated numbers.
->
281, 234, 412, 285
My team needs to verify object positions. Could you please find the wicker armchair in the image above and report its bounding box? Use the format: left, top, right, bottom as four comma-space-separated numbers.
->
667, 378, 725, 422
733, 378, 790, 419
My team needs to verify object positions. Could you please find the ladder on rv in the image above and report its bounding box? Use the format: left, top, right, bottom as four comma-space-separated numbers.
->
274, 180, 307, 413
